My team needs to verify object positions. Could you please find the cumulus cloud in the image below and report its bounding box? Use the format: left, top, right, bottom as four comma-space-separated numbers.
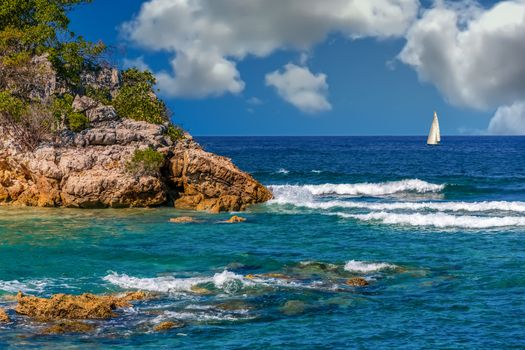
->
266, 63, 331, 113
122, 0, 419, 97
399, 1, 525, 110
488, 101, 525, 135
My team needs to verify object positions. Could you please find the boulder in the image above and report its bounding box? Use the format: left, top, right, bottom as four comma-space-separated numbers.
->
224, 215, 246, 223
41, 321, 95, 334
15, 291, 148, 321
153, 320, 184, 331
0, 307, 9, 322
345, 277, 369, 287
281, 300, 306, 316
169, 216, 196, 223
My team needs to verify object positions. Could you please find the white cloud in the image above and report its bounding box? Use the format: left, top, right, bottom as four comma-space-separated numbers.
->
266, 63, 331, 113
488, 101, 525, 135
122, 0, 419, 98
399, 1, 525, 110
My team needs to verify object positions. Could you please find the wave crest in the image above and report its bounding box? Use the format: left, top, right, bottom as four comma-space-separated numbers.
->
269, 179, 444, 201
341, 211, 525, 229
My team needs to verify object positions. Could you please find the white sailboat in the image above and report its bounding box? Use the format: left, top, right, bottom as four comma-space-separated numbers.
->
427, 111, 441, 145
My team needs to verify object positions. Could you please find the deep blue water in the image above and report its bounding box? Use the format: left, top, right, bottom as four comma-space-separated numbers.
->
1, 136, 525, 349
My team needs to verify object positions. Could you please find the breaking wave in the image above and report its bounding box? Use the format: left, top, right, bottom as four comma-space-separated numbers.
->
103, 270, 249, 294
340, 212, 525, 229
282, 200, 525, 213
344, 260, 398, 273
269, 179, 444, 200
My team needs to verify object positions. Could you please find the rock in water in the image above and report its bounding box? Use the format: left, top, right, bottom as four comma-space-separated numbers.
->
169, 216, 197, 223
169, 141, 273, 212
0, 307, 10, 322
345, 277, 369, 287
224, 215, 246, 223
153, 321, 184, 331
281, 300, 306, 315
41, 321, 95, 334
15, 291, 148, 321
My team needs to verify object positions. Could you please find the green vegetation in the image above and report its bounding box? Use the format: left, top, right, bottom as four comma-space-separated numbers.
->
52, 94, 89, 132
166, 124, 184, 141
0, 1, 184, 150
126, 147, 165, 176
114, 68, 168, 125
0, 0, 105, 89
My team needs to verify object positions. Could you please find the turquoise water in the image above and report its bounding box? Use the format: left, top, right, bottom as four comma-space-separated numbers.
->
1, 136, 525, 349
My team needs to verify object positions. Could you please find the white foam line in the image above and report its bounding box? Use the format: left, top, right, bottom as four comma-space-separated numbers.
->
344, 260, 397, 273
269, 179, 444, 201
339, 211, 525, 229
291, 200, 525, 213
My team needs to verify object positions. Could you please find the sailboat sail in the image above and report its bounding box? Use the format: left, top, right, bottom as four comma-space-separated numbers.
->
427, 111, 440, 145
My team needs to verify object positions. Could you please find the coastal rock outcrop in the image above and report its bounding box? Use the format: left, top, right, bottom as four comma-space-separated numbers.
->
0, 129, 271, 210
15, 291, 148, 321
0, 56, 271, 212
169, 141, 272, 212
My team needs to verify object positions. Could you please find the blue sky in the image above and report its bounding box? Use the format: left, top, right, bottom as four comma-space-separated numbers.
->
69, 0, 524, 136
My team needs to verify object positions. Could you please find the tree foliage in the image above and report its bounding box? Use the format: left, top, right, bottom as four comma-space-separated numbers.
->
114, 68, 168, 125
0, 0, 105, 88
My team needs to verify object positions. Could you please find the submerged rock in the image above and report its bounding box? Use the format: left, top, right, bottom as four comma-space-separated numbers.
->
153, 320, 184, 331
41, 321, 95, 334
15, 291, 148, 321
345, 277, 369, 287
214, 300, 252, 311
0, 307, 10, 322
281, 300, 306, 316
224, 215, 246, 223
169, 216, 197, 223
190, 285, 213, 295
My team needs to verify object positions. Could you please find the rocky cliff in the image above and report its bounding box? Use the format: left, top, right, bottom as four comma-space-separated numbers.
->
0, 62, 272, 211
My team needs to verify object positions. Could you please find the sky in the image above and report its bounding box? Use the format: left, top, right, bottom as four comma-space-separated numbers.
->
69, 0, 525, 136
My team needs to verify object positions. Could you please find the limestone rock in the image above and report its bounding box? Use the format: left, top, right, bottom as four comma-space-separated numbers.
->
153, 320, 184, 331
41, 321, 95, 334
169, 140, 272, 212
0, 56, 270, 212
15, 291, 148, 321
169, 216, 196, 223
224, 215, 246, 223
345, 277, 369, 287
0, 307, 9, 322
281, 300, 306, 315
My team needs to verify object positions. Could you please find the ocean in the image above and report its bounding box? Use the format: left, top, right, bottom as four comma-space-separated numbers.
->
1, 136, 524, 349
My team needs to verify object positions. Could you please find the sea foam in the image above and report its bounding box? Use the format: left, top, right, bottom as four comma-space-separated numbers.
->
103, 271, 249, 293
269, 179, 444, 200
344, 260, 397, 273
341, 211, 525, 229
284, 200, 525, 213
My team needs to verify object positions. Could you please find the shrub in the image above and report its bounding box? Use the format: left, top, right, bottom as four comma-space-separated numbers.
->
113, 68, 167, 125
0, 90, 54, 150
52, 93, 89, 132
85, 86, 111, 105
166, 124, 184, 141
126, 147, 165, 176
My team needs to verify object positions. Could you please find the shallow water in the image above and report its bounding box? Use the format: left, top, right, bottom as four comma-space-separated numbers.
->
1, 136, 525, 349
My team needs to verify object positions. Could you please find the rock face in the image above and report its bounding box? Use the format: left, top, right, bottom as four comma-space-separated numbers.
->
0, 112, 271, 211
170, 142, 272, 212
